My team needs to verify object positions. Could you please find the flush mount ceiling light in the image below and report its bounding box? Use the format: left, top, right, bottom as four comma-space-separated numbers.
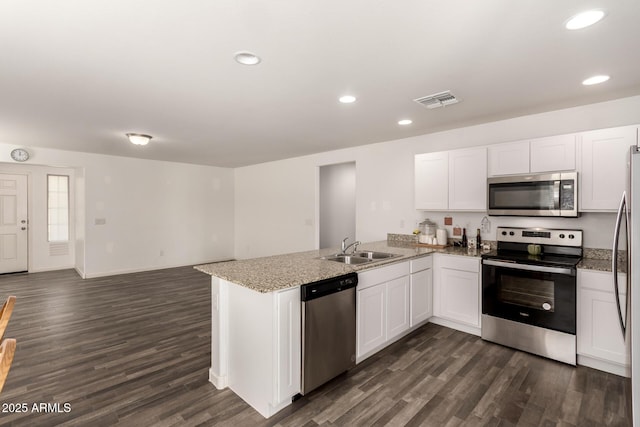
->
582, 75, 610, 85
126, 133, 152, 146
398, 119, 413, 125
565, 10, 606, 30
339, 95, 356, 104
234, 51, 261, 65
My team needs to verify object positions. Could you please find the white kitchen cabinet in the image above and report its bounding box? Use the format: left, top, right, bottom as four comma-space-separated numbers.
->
448, 147, 487, 210
386, 276, 411, 340
488, 140, 530, 176
357, 282, 387, 358
410, 256, 433, 327
579, 126, 637, 211
433, 254, 481, 334
414, 152, 448, 210
356, 260, 420, 362
488, 135, 576, 176
415, 147, 486, 211
530, 134, 576, 172
577, 269, 629, 376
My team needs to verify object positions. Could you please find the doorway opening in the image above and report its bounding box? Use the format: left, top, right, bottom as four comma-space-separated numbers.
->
319, 162, 356, 250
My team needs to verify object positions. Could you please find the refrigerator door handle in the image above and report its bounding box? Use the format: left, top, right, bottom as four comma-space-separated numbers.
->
613, 191, 627, 339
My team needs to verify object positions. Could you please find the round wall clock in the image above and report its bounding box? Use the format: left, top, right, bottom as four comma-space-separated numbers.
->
10, 148, 30, 162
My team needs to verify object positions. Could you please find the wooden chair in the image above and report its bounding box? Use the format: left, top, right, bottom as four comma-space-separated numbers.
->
0, 296, 16, 342
0, 338, 16, 394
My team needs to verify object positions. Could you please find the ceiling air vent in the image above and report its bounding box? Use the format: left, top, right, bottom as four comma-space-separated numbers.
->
414, 91, 460, 109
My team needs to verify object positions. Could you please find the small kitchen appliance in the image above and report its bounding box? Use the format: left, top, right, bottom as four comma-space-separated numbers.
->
481, 227, 583, 365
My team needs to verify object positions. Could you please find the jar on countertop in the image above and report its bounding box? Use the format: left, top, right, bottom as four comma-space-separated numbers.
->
418, 219, 437, 244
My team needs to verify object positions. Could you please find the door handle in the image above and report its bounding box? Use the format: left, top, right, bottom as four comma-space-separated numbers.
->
21, 227, 26, 230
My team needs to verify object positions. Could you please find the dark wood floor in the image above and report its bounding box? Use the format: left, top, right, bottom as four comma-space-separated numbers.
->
0, 267, 631, 426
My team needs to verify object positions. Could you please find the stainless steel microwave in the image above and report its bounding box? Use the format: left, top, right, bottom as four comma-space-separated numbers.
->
487, 172, 578, 217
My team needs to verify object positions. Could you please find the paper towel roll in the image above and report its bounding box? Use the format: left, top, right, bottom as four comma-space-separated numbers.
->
436, 229, 448, 246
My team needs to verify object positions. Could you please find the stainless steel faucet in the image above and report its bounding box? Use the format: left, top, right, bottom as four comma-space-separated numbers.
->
341, 237, 360, 254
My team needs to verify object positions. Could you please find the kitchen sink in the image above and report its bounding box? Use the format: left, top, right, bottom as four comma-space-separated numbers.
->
352, 251, 400, 260
322, 255, 372, 265
321, 251, 401, 264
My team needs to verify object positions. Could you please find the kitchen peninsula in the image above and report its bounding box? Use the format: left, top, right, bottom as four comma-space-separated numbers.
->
194, 240, 463, 418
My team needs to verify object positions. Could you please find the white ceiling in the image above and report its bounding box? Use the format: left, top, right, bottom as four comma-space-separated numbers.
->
1, 1, 639, 167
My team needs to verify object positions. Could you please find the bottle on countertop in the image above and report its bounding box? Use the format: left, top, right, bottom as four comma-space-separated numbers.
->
476, 228, 482, 248
461, 228, 468, 248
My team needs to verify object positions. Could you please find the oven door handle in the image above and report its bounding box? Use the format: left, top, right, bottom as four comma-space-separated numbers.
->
482, 259, 575, 276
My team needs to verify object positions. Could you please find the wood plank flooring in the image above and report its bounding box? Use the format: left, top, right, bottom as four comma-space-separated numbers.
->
0, 267, 631, 426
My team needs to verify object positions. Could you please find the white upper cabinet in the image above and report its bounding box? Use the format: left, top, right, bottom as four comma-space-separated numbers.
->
579, 126, 638, 211
415, 152, 448, 210
488, 140, 530, 176
448, 147, 487, 210
415, 147, 486, 211
530, 134, 576, 172
488, 135, 576, 176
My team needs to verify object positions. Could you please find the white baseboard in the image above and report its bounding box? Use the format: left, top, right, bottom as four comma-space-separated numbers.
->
83, 259, 231, 279
578, 354, 630, 377
27, 265, 76, 274
429, 316, 481, 337
209, 368, 228, 390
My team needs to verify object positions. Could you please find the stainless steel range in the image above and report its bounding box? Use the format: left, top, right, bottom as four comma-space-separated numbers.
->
481, 227, 583, 365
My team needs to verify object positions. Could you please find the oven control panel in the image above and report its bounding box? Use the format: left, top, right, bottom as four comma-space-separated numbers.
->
496, 227, 582, 247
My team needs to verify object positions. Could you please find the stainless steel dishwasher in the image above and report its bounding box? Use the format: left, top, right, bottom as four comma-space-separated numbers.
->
300, 272, 357, 395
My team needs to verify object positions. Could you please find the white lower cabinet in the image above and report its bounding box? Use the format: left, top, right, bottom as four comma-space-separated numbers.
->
357, 258, 431, 362
410, 256, 433, 326
386, 276, 411, 340
432, 254, 481, 334
357, 283, 387, 357
577, 269, 629, 376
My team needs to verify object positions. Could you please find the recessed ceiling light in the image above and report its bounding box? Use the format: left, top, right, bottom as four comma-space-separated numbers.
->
234, 51, 261, 65
339, 95, 356, 104
126, 133, 152, 146
582, 75, 610, 85
398, 119, 413, 125
565, 10, 605, 30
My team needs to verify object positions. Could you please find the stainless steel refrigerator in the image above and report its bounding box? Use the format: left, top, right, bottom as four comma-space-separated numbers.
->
613, 143, 640, 425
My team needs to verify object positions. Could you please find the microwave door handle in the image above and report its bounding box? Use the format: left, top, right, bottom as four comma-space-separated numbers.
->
554, 180, 561, 210
612, 191, 626, 339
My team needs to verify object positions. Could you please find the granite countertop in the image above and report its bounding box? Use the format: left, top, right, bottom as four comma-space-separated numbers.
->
194, 240, 485, 293
577, 258, 627, 274
194, 238, 624, 293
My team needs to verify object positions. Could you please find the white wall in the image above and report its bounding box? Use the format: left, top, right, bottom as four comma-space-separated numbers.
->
235, 95, 640, 259
0, 145, 234, 278
0, 163, 76, 272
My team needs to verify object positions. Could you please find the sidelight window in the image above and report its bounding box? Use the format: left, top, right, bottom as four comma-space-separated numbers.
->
47, 175, 69, 242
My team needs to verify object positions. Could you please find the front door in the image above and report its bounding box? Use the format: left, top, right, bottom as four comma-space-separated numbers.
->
0, 174, 28, 273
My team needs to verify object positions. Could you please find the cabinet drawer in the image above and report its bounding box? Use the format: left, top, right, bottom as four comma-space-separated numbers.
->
410, 255, 433, 273
435, 254, 480, 273
578, 269, 627, 295
358, 261, 410, 290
